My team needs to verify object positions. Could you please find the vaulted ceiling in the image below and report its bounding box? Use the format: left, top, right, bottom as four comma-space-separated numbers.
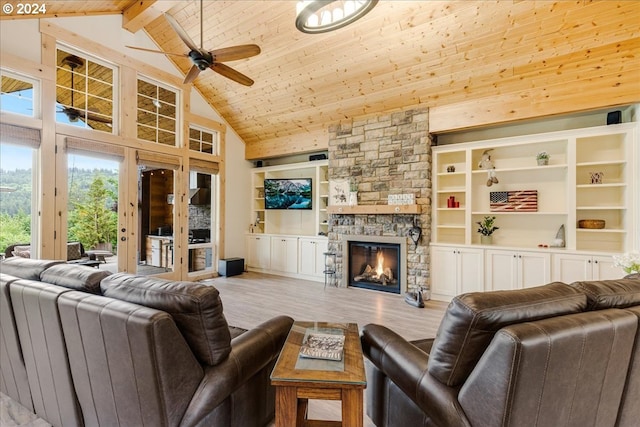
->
2, 1, 639, 159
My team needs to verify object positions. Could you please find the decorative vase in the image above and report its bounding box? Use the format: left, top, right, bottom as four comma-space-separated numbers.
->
481, 235, 492, 245
537, 158, 548, 166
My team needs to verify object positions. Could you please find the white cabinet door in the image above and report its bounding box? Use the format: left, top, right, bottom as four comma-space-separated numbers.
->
298, 238, 329, 277
592, 255, 625, 280
431, 246, 483, 300
552, 253, 591, 283
431, 246, 459, 299
298, 239, 316, 276
458, 247, 484, 294
486, 250, 550, 290
519, 251, 551, 288
552, 253, 624, 282
485, 250, 517, 291
271, 237, 298, 273
246, 235, 271, 269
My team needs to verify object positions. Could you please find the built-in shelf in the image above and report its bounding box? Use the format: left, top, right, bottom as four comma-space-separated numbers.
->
327, 204, 421, 215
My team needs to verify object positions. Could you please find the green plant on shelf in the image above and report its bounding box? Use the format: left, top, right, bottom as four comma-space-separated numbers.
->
477, 216, 499, 236
536, 151, 550, 161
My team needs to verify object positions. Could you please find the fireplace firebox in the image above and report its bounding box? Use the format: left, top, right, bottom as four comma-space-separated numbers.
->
348, 241, 401, 294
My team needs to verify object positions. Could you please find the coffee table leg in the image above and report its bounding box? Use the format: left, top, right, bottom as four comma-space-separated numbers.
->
276, 386, 298, 427
342, 388, 363, 427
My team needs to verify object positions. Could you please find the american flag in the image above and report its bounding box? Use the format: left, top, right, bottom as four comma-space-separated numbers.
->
490, 190, 538, 212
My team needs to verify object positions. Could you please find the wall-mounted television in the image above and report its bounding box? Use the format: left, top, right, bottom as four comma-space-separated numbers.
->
264, 178, 312, 210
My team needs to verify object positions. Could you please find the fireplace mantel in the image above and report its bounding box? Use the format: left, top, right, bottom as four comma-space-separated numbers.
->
327, 204, 421, 215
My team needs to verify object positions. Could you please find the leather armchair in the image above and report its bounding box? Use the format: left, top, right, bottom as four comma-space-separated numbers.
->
362, 281, 640, 427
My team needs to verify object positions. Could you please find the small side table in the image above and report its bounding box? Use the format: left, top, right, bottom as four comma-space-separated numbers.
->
85, 250, 113, 263
271, 322, 366, 427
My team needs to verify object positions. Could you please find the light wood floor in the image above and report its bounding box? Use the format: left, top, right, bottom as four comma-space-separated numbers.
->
203, 272, 449, 426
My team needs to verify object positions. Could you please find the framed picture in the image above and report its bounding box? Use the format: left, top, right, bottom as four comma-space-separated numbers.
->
329, 179, 350, 206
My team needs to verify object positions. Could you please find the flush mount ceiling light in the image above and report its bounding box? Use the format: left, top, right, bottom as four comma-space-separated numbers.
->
296, 0, 379, 34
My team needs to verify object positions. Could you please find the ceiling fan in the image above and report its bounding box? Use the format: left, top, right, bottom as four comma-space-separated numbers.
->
58, 55, 112, 125
127, 0, 260, 86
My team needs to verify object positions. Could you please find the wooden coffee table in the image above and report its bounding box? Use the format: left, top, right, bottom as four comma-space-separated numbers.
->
271, 321, 366, 427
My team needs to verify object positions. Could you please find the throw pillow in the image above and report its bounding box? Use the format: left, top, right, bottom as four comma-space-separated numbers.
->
12, 250, 31, 258
67, 242, 82, 261
41, 263, 111, 294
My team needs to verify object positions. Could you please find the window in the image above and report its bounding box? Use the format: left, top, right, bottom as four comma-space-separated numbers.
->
0, 71, 38, 117
189, 126, 219, 155
0, 124, 41, 255
55, 47, 115, 132
137, 77, 178, 146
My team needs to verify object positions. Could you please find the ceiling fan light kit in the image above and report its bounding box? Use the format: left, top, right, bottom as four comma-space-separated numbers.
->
296, 0, 378, 34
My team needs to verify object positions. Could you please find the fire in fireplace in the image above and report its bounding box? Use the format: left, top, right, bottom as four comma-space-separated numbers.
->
348, 241, 401, 294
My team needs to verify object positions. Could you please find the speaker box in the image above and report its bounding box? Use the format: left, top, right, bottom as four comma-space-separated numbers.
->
309, 154, 327, 161
255, 160, 263, 167
607, 110, 621, 125
218, 258, 244, 277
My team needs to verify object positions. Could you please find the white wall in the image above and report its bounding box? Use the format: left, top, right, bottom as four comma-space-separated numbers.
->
0, 15, 252, 259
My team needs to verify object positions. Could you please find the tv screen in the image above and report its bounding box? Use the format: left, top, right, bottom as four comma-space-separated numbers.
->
264, 178, 312, 210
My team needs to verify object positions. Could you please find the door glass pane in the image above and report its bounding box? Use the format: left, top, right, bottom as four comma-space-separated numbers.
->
67, 153, 119, 271
137, 166, 175, 275
0, 144, 35, 257
188, 170, 215, 274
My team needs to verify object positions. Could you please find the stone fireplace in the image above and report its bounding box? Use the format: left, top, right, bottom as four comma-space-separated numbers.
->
327, 108, 432, 293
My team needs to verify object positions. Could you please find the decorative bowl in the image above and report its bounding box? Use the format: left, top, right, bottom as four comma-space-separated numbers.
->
578, 219, 605, 229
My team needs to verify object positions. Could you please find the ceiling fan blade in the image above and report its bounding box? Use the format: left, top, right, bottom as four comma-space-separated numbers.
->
210, 45, 261, 62
84, 111, 113, 124
184, 65, 202, 84
210, 63, 254, 87
126, 45, 187, 58
164, 13, 199, 53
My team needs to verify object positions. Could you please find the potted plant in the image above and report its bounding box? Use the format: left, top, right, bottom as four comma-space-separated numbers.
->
477, 216, 499, 244
536, 151, 550, 166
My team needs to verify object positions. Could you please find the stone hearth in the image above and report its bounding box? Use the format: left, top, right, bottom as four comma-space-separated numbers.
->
327, 108, 432, 291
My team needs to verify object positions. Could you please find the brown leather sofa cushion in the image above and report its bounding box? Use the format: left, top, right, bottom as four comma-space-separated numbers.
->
569, 278, 640, 309
100, 273, 231, 365
40, 263, 111, 294
0, 257, 64, 281
428, 282, 587, 386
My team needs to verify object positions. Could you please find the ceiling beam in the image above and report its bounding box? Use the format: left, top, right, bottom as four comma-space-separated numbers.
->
122, 1, 179, 33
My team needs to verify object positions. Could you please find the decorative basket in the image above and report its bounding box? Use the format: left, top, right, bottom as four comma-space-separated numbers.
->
578, 219, 605, 229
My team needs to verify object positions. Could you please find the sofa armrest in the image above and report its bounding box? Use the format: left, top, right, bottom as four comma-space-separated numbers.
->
362, 324, 430, 401
361, 324, 470, 427
180, 315, 293, 427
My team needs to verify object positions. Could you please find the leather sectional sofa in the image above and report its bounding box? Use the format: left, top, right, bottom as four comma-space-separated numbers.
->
362, 278, 640, 427
0, 257, 293, 427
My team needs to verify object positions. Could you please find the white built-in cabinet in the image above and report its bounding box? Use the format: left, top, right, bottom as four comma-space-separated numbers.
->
430, 246, 484, 301
246, 235, 271, 270
247, 160, 329, 282
299, 238, 329, 277
245, 234, 328, 281
431, 124, 637, 301
485, 249, 551, 291
250, 160, 328, 236
552, 253, 622, 284
270, 237, 298, 273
